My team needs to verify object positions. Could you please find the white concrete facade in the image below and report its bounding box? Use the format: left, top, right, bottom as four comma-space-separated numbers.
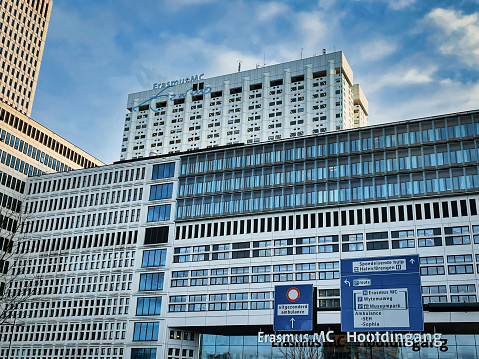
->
121, 51, 369, 160
3, 110, 479, 359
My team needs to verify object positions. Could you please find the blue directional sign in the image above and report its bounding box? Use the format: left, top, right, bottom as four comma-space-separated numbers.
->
274, 284, 314, 332
341, 255, 423, 332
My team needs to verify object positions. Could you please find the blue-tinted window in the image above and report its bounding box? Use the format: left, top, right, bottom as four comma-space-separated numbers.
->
133, 322, 159, 341
152, 162, 175, 180
131, 348, 157, 359
147, 205, 171, 222
139, 273, 164, 291
136, 297, 162, 316
149, 183, 173, 200
142, 249, 167, 267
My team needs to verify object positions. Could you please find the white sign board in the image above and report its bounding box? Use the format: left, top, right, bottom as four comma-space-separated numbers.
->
353, 288, 409, 329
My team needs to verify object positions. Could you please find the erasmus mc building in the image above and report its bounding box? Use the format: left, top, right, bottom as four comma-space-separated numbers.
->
2, 108, 479, 359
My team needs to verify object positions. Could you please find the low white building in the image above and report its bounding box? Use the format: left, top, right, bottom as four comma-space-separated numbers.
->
2, 110, 479, 359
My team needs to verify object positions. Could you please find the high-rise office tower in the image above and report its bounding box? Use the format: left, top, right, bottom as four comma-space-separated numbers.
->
0, 0, 52, 116
0, 1, 103, 306
121, 51, 369, 160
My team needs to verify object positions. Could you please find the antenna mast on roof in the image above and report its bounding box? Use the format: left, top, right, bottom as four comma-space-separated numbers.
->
237, 61, 242, 72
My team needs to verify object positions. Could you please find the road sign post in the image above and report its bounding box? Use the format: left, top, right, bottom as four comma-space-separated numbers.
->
274, 284, 314, 332
340, 254, 423, 332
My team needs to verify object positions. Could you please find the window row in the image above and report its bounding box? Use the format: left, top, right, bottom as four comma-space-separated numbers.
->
7, 274, 134, 301
0, 170, 25, 193
28, 167, 146, 194
180, 114, 479, 175
179, 143, 479, 196
177, 170, 479, 219
171, 272, 340, 286
0, 127, 71, 172
26, 187, 144, 213
0, 346, 124, 359
17, 231, 138, 255
0, 321, 127, 344
24, 208, 141, 233
0, 147, 42, 177
176, 200, 478, 240
13, 297, 130, 319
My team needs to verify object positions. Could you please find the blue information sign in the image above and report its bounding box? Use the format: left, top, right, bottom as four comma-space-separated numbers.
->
341, 254, 423, 332
274, 284, 314, 332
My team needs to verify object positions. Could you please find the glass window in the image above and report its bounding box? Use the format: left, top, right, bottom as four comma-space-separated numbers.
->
136, 297, 162, 316
131, 348, 157, 359
142, 249, 167, 267
139, 273, 164, 291
133, 322, 159, 341
420, 256, 444, 264
149, 183, 173, 200
147, 205, 171, 222
445, 236, 471, 245
152, 162, 175, 179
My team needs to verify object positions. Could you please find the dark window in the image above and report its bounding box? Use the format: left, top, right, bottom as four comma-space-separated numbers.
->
470, 199, 477, 215
232, 242, 250, 249
291, 75, 304, 83
232, 250, 249, 259
357, 209, 363, 224
442, 202, 449, 218
415, 204, 422, 220
381, 207, 388, 222
270, 79, 283, 87
365, 209, 371, 224
460, 200, 468, 216
144, 226, 169, 245
424, 203, 431, 219
366, 232, 388, 240
389, 207, 396, 222
451, 201, 459, 217
407, 205, 414, 220
433, 202, 440, 218
367, 241, 389, 250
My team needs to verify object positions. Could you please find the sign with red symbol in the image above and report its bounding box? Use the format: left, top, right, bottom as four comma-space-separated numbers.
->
274, 284, 313, 332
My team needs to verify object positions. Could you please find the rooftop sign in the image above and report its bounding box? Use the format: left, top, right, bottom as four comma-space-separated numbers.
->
153, 74, 205, 90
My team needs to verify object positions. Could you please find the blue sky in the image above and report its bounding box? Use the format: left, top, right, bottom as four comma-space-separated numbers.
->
31, 0, 479, 164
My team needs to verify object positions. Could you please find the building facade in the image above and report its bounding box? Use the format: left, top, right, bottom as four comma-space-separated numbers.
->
121, 51, 369, 160
0, 0, 104, 301
0, 0, 52, 117
3, 109, 479, 359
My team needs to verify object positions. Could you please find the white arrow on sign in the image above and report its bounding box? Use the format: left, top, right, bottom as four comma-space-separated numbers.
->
410, 259, 415, 264
290, 318, 295, 329
344, 279, 351, 286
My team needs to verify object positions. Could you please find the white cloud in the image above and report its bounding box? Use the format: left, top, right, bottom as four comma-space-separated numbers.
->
365, 65, 437, 94
352, 0, 416, 10
256, 2, 289, 22
369, 78, 479, 125
297, 11, 328, 49
387, 0, 415, 10
425, 8, 479, 66
360, 39, 396, 61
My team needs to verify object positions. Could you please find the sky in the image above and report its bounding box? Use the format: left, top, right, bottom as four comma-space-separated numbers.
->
31, 0, 479, 165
